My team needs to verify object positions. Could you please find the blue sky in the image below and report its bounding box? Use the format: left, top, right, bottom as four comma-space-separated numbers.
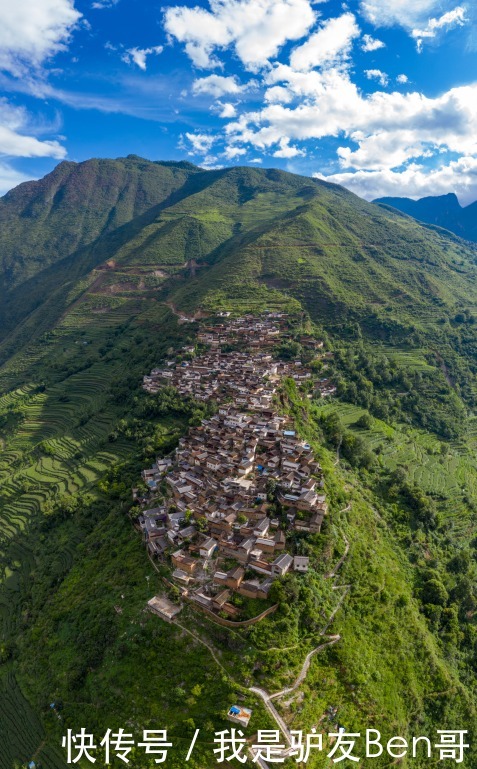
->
1, 0, 477, 202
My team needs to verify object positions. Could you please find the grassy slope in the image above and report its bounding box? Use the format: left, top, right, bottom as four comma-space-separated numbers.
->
169, 176, 477, 325
0, 157, 199, 289
0, 297, 192, 767
0, 157, 200, 342
0, 163, 477, 766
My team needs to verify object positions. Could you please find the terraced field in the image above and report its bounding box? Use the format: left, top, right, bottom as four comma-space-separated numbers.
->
376, 346, 436, 373
0, 671, 57, 769
314, 398, 477, 538
0, 295, 184, 766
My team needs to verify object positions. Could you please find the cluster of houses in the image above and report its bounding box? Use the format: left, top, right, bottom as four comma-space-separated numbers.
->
139, 314, 331, 622
143, 315, 321, 399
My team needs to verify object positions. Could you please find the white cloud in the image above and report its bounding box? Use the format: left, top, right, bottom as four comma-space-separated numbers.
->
224, 70, 477, 171
317, 156, 477, 205
218, 102, 237, 118
91, 0, 119, 11
365, 69, 389, 86
185, 132, 216, 154
0, 125, 66, 158
411, 6, 467, 50
338, 130, 428, 170
361, 33, 385, 51
397, 74, 409, 84
164, 0, 317, 70
290, 12, 360, 71
361, 0, 468, 48
223, 145, 246, 159
192, 74, 246, 97
200, 156, 222, 169
265, 85, 294, 104
92, 0, 119, 7
0, 98, 66, 159
361, 0, 445, 29
273, 139, 304, 158
0, 0, 81, 76
0, 162, 32, 195
121, 46, 163, 71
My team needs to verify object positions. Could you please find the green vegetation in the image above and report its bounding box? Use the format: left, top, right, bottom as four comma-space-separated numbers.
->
1, 159, 477, 766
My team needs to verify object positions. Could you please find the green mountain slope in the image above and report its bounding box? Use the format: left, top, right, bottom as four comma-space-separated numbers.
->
1, 160, 477, 767
167, 174, 477, 325
0, 156, 201, 342
0, 156, 199, 289
6, 164, 477, 357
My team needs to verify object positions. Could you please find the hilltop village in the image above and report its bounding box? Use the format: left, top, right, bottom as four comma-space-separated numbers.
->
137, 313, 335, 624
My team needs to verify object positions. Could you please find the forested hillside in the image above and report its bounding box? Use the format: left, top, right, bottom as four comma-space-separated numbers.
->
1, 158, 477, 767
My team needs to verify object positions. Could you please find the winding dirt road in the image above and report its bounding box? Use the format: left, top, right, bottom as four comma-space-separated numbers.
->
268, 635, 341, 702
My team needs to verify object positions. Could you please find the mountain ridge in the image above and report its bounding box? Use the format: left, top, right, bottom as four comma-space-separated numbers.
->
3, 158, 477, 382
0, 155, 202, 292
374, 192, 477, 242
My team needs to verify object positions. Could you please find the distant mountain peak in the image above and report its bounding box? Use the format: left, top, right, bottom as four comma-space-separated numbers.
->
373, 192, 477, 242
418, 192, 461, 208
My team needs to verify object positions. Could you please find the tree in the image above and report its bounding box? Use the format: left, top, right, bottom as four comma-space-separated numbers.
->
309, 359, 323, 373
355, 413, 373, 430
448, 550, 471, 574
320, 411, 343, 449
276, 341, 302, 360
266, 478, 278, 502
422, 577, 448, 606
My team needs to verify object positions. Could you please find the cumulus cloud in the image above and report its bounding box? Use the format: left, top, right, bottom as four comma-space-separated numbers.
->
121, 46, 163, 70
157, 0, 476, 197
273, 139, 304, 158
264, 85, 294, 104
0, 98, 66, 159
0, 0, 81, 76
361, 34, 385, 51
223, 145, 246, 159
338, 130, 430, 170
224, 70, 477, 171
365, 69, 389, 86
164, 0, 317, 70
192, 74, 246, 97
290, 12, 360, 71
185, 132, 216, 154
218, 102, 237, 118
317, 156, 477, 205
